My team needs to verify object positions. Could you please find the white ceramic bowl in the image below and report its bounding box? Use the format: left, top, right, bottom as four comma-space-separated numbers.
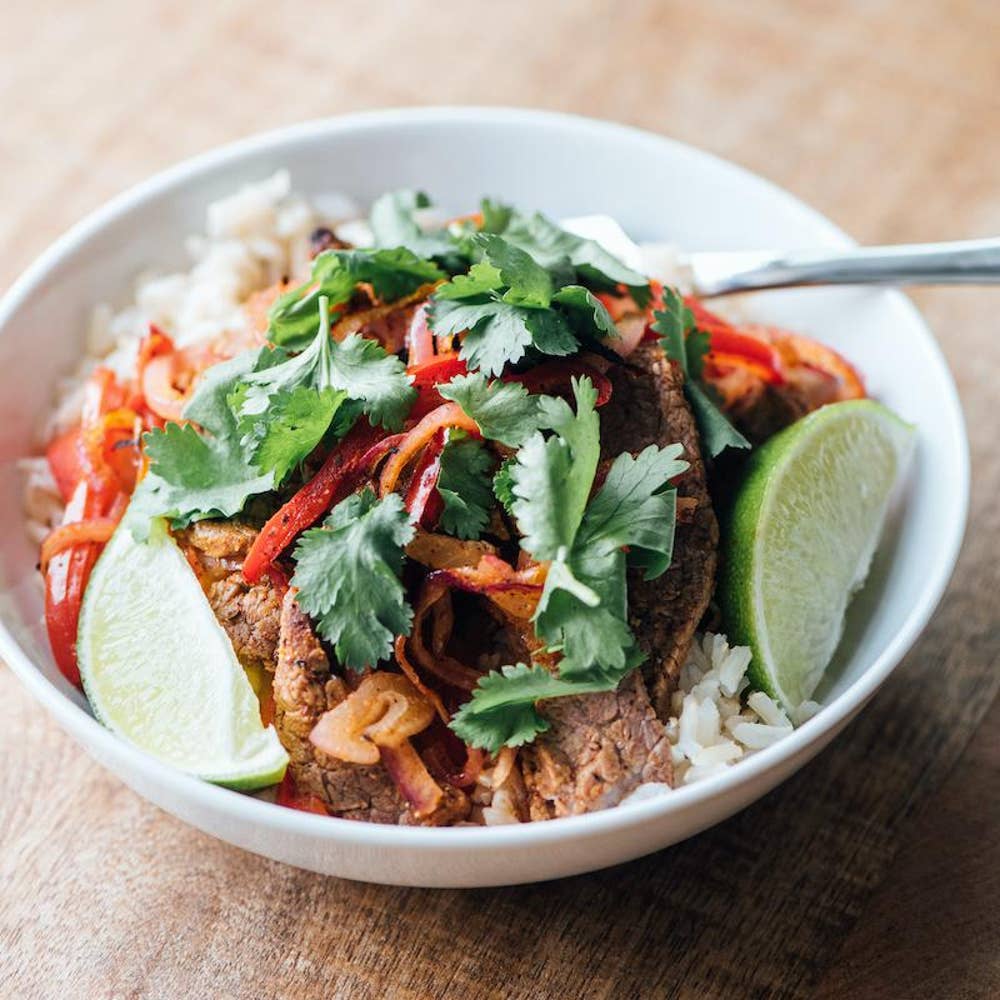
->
0, 108, 968, 887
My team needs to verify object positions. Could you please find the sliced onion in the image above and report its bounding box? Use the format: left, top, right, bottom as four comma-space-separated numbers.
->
394, 635, 450, 724
379, 741, 444, 819
309, 671, 435, 764
408, 578, 485, 692
611, 313, 647, 358
40, 517, 119, 576
432, 554, 547, 622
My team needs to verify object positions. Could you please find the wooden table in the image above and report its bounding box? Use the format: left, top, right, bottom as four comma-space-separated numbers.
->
2, 2, 998, 996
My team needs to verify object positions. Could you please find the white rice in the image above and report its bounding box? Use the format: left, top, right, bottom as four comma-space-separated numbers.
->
664, 632, 821, 786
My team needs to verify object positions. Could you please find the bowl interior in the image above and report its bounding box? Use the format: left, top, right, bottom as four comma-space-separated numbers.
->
0, 109, 968, 848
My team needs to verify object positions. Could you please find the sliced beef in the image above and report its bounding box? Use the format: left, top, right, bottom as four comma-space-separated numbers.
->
601, 341, 719, 716
176, 521, 281, 669
519, 342, 717, 817
273, 593, 407, 823
205, 574, 283, 667
273, 591, 468, 826
521, 671, 672, 820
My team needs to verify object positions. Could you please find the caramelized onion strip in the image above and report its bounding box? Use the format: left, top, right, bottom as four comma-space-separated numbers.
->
309, 672, 435, 764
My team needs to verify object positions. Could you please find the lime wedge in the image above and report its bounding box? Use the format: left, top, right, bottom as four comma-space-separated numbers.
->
719, 400, 915, 709
78, 518, 288, 789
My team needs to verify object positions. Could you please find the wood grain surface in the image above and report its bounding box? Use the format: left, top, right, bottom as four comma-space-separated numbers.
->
2, 2, 998, 998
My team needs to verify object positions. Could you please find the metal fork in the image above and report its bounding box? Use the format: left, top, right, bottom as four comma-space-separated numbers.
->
682, 238, 1000, 297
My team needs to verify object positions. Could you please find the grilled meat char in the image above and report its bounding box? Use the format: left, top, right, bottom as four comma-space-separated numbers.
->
520, 342, 718, 818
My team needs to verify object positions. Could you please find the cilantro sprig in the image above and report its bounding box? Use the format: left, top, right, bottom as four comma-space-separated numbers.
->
498, 208, 651, 306
366, 191, 654, 377
450, 377, 687, 751
268, 246, 444, 348
429, 234, 587, 376
127, 351, 275, 539
238, 296, 415, 466
291, 488, 415, 670
130, 295, 419, 533
653, 289, 751, 458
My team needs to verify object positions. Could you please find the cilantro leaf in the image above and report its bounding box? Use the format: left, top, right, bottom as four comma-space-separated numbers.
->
520, 308, 578, 357
508, 378, 600, 562
449, 662, 612, 752
436, 432, 494, 540
433, 261, 503, 301
685, 381, 752, 457
127, 350, 274, 538
685, 328, 711, 381
551, 284, 618, 340
183, 348, 261, 432
316, 332, 416, 430
369, 189, 432, 250
268, 246, 444, 348
437, 372, 543, 447
653, 290, 751, 458
652, 285, 696, 363
473, 234, 553, 307
578, 443, 688, 580
534, 546, 641, 679
133, 423, 274, 538
239, 297, 416, 471
500, 210, 651, 305
430, 298, 534, 376
241, 386, 349, 484
428, 234, 585, 375
291, 489, 415, 670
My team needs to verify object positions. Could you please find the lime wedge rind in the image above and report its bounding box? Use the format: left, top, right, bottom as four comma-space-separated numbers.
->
721, 400, 915, 710
78, 517, 288, 790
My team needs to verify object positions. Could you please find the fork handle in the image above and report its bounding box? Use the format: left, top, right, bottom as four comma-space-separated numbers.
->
688, 238, 1000, 297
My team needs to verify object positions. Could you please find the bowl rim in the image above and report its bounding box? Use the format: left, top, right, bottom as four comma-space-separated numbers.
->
0, 106, 970, 852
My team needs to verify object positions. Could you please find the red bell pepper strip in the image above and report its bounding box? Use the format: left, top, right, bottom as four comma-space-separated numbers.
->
683, 297, 785, 384
44, 479, 121, 686
406, 355, 469, 422
46, 427, 88, 504
378, 403, 480, 497
242, 421, 383, 584
404, 428, 446, 528
44, 369, 133, 685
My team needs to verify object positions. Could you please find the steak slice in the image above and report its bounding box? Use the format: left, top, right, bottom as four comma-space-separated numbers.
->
273, 592, 408, 823
273, 591, 469, 825
601, 341, 719, 717
519, 343, 717, 817
176, 521, 282, 670
521, 672, 672, 820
